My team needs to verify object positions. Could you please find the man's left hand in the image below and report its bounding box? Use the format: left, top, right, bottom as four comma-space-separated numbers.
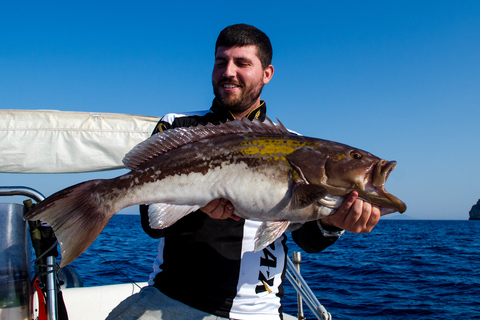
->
320, 191, 381, 233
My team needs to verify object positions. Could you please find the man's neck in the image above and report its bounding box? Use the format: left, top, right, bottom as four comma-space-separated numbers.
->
230, 100, 262, 120
231, 109, 252, 120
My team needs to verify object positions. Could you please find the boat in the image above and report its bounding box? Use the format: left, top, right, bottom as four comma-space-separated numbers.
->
0, 109, 332, 320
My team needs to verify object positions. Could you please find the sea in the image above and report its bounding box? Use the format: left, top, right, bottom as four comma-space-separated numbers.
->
69, 216, 480, 320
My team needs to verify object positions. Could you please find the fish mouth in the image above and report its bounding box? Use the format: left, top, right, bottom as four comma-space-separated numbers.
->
372, 160, 394, 186
362, 160, 407, 214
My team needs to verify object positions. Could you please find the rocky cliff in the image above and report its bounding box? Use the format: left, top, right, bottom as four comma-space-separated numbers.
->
469, 199, 480, 220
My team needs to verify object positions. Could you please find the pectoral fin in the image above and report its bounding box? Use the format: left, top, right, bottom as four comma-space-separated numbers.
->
254, 221, 291, 252
149, 203, 200, 229
287, 147, 329, 209
291, 183, 328, 209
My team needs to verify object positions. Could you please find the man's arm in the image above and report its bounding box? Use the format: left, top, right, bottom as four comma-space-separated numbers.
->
198, 191, 381, 250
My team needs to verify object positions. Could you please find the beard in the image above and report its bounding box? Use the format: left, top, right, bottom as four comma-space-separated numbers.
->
213, 77, 264, 114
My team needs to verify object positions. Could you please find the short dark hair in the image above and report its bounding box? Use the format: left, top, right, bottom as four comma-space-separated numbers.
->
215, 24, 273, 69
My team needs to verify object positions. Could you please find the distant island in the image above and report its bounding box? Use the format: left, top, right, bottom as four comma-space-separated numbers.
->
382, 213, 414, 220
469, 199, 480, 220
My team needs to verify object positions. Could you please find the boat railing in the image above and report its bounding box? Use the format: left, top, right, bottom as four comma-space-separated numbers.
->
286, 252, 332, 320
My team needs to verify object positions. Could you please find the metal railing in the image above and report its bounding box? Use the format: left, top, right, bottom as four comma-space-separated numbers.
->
286, 252, 332, 320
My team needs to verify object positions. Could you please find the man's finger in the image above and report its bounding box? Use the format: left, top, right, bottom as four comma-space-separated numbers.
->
342, 191, 359, 212
209, 200, 227, 219
364, 205, 381, 231
200, 199, 220, 214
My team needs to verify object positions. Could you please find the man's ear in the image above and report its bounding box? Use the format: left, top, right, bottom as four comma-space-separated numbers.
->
263, 64, 274, 84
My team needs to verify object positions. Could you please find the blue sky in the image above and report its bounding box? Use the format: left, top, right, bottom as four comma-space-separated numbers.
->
1, 1, 479, 220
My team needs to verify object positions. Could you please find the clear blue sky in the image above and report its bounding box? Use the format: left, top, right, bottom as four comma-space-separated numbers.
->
1, 1, 479, 220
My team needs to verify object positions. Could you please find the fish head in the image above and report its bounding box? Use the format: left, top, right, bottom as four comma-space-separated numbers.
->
324, 147, 406, 214
287, 145, 406, 214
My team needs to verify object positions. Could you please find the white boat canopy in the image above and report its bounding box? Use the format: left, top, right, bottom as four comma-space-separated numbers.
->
0, 110, 160, 173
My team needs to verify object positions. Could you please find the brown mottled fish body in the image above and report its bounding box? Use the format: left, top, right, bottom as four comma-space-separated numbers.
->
24, 119, 406, 267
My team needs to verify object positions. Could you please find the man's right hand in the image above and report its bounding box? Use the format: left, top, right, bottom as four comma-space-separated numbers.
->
201, 199, 240, 221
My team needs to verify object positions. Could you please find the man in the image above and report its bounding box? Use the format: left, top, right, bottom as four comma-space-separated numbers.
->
107, 24, 380, 320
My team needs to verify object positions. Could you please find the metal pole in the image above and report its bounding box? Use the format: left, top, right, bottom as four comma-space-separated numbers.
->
46, 255, 58, 320
285, 256, 332, 320
0, 186, 45, 203
292, 252, 304, 320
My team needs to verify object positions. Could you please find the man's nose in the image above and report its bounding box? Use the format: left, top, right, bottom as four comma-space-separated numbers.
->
223, 61, 236, 78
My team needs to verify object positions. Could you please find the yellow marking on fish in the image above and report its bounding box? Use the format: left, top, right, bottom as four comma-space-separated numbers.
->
329, 154, 349, 162
262, 280, 273, 293
236, 139, 310, 158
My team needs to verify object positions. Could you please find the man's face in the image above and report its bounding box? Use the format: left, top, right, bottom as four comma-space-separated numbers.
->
212, 45, 273, 115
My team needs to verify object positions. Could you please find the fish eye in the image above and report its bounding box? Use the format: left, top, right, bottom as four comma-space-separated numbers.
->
350, 151, 362, 160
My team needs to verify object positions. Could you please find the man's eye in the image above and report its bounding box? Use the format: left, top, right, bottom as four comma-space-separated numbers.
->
236, 62, 249, 67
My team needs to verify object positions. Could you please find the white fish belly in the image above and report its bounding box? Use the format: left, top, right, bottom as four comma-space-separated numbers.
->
126, 161, 291, 219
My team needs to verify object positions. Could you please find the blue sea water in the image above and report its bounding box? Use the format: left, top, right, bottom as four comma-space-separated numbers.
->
70, 216, 480, 320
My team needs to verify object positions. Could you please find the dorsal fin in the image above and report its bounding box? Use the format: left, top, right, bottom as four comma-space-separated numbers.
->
123, 118, 290, 170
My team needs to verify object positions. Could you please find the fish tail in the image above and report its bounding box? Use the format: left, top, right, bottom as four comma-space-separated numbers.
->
24, 179, 116, 267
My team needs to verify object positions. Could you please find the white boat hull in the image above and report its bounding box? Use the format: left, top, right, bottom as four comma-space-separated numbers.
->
61, 283, 298, 320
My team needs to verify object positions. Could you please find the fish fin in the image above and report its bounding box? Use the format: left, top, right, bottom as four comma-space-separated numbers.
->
285, 223, 303, 233
317, 194, 345, 209
148, 203, 200, 229
275, 118, 288, 132
123, 118, 291, 169
379, 207, 397, 216
286, 147, 327, 185
254, 221, 291, 252
291, 183, 328, 209
23, 180, 115, 267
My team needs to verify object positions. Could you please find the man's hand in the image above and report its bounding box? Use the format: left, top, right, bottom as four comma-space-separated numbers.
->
201, 199, 241, 221
320, 191, 380, 233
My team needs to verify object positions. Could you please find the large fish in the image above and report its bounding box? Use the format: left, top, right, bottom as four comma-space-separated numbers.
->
24, 118, 406, 267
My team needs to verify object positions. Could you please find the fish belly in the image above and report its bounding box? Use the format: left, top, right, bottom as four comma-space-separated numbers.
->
123, 161, 292, 220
